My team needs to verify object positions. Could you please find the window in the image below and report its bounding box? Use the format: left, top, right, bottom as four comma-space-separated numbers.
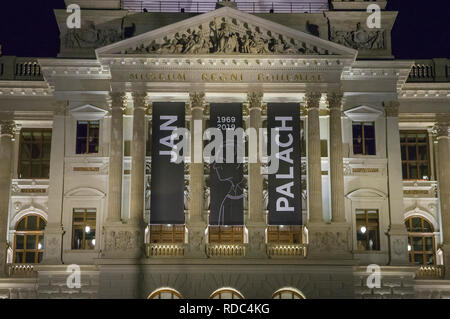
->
356, 209, 380, 251
18, 129, 52, 179
400, 131, 430, 180
405, 216, 435, 265
76, 120, 99, 154
272, 288, 305, 299
72, 208, 96, 250
14, 215, 47, 263
210, 288, 244, 299
352, 122, 375, 155
148, 288, 182, 299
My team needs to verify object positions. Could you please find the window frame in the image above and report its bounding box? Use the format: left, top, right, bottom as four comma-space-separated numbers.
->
148, 288, 182, 299
272, 288, 305, 299
400, 130, 430, 181
210, 288, 244, 299
75, 120, 100, 155
71, 208, 97, 250
405, 216, 435, 265
352, 121, 376, 156
13, 214, 47, 264
355, 209, 380, 251
18, 128, 52, 179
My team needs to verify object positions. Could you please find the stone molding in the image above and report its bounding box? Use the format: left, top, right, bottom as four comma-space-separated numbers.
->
0, 120, 15, 137
383, 101, 400, 117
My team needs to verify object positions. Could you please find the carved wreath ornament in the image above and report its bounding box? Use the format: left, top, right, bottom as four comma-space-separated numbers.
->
123, 17, 332, 55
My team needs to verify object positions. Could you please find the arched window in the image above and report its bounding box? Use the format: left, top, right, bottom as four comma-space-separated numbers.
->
148, 288, 182, 299
14, 214, 47, 263
405, 216, 435, 265
272, 288, 305, 299
210, 288, 244, 299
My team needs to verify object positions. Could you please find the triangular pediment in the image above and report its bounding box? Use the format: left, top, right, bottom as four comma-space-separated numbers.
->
70, 104, 108, 120
344, 105, 383, 122
96, 7, 356, 58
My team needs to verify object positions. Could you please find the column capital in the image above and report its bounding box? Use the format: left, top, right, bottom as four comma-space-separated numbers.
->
433, 120, 450, 139
109, 92, 127, 111
326, 92, 343, 110
0, 120, 15, 137
189, 92, 206, 108
383, 101, 400, 117
130, 91, 149, 110
304, 91, 322, 111
246, 91, 263, 110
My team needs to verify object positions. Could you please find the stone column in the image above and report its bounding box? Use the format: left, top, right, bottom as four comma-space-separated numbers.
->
186, 92, 207, 257
104, 92, 146, 259
0, 120, 15, 276
434, 118, 450, 276
246, 91, 266, 258
384, 101, 409, 264
42, 105, 66, 264
106, 92, 125, 223
327, 92, 346, 223
305, 92, 324, 224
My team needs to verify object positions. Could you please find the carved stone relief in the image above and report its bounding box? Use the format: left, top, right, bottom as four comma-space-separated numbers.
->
330, 22, 385, 50
123, 16, 333, 55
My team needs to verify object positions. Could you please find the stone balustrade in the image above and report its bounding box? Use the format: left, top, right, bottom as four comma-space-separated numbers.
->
416, 265, 445, 279
408, 59, 450, 82
145, 243, 185, 257
266, 244, 307, 257
206, 244, 246, 257
7, 264, 37, 278
0, 56, 43, 81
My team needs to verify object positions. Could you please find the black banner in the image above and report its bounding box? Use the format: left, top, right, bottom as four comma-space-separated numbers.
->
267, 103, 302, 225
209, 103, 244, 226
150, 102, 185, 224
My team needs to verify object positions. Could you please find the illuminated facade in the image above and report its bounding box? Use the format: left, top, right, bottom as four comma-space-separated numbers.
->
0, 0, 450, 299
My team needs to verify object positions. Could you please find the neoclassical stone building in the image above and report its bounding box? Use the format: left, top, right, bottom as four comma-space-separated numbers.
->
0, 0, 449, 299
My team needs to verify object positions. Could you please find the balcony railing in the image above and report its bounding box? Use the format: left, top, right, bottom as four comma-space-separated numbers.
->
7, 264, 37, 277
0, 56, 43, 81
122, 1, 329, 13
416, 265, 445, 279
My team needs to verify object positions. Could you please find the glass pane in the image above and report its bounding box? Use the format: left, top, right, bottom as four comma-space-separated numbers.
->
27, 216, 37, 230
15, 252, 23, 263
21, 144, 31, 160
43, 131, 52, 141
88, 138, 99, 153
419, 164, 428, 180
423, 220, 433, 232
15, 235, 24, 249
76, 122, 88, 138
38, 217, 47, 230
426, 254, 434, 265
413, 254, 423, 265
409, 165, 418, 179
413, 237, 423, 251
76, 138, 87, 154
41, 163, 50, 179
352, 123, 363, 154
408, 146, 417, 160
401, 146, 406, 160
26, 235, 36, 249
425, 237, 433, 251
72, 228, 84, 249
400, 133, 406, 143
368, 229, 378, 250
42, 143, 51, 160
402, 163, 407, 179
412, 218, 422, 232
407, 134, 416, 143
22, 131, 32, 141
38, 252, 44, 263
31, 163, 40, 178
32, 131, 42, 142
365, 139, 376, 155
363, 123, 375, 139
16, 219, 26, 231
85, 230, 96, 250
405, 220, 410, 231
31, 143, 42, 159
417, 133, 427, 143
25, 252, 36, 263
221, 292, 232, 299
38, 235, 44, 250
418, 145, 428, 160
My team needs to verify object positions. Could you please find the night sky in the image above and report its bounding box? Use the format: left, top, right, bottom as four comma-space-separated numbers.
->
0, 0, 449, 59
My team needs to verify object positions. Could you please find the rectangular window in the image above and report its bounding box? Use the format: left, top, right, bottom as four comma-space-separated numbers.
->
76, 120, 99, 154
18, 129, 52, 179
400, 131, 430, 180
352, 122, 376, 155
356, 209, 380, 251
72, 208, 96, 250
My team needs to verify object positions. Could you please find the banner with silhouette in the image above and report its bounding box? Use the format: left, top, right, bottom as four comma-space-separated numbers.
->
209, 103, 244, 226
267, 103, 302, 225
150, 102, 186, 224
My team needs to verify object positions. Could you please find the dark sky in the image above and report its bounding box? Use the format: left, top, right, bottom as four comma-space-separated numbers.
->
0, 0, 449, 59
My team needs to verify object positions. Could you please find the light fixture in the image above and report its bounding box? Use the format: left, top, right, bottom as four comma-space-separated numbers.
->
408, 244, 411, 252
360, 226, 367, 234
92, 239, 96, 246
38, 243, 43, 250
85, 226, 91, 233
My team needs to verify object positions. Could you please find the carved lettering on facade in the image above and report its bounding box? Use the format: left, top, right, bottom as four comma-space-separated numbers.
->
73, 167, 100, 172
352, 168, 379, 173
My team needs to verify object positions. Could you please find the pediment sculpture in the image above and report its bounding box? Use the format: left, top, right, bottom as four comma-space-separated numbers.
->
122, 16, 333, 55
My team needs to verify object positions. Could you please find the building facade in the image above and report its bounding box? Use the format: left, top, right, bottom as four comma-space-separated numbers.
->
0, 0, 450, 299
